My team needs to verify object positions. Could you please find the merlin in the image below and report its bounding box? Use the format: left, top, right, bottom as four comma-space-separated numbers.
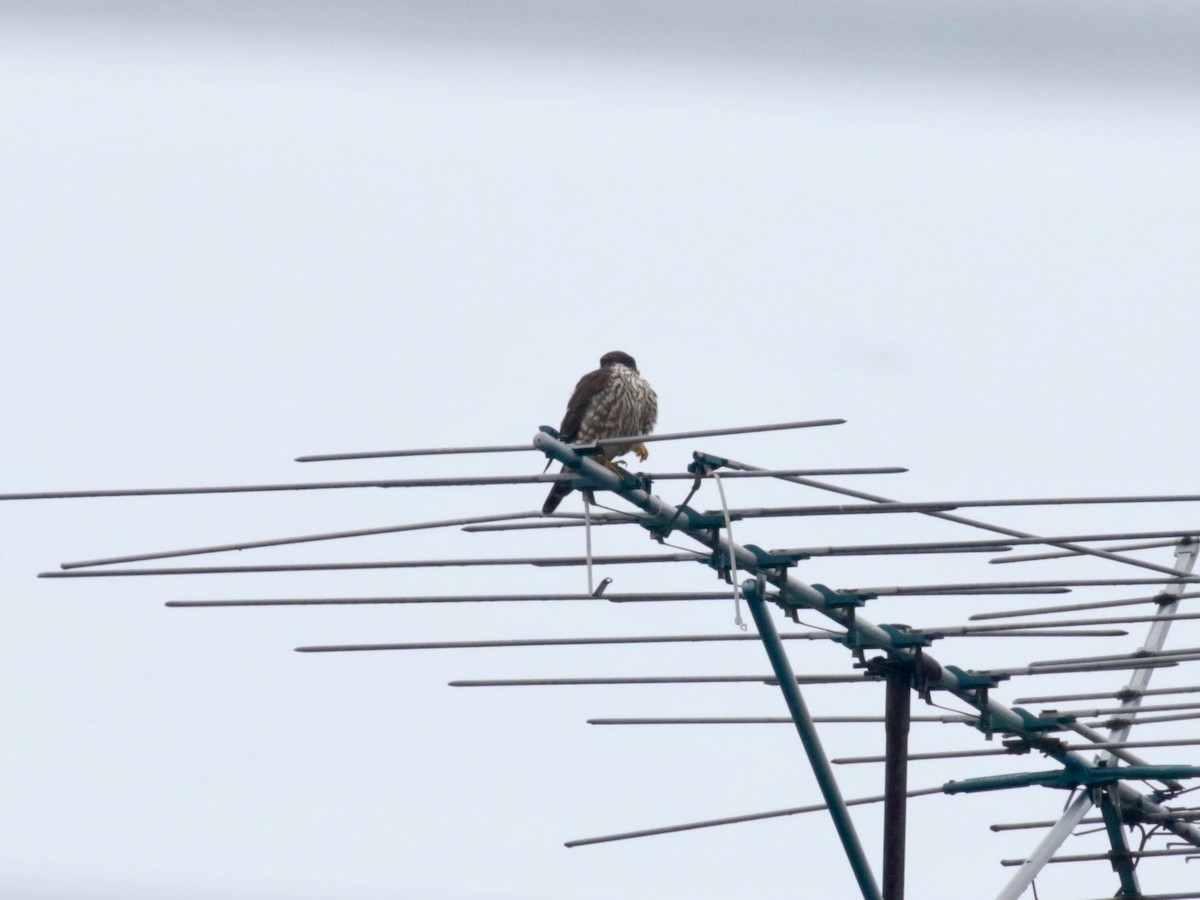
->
542, 351, 658, 514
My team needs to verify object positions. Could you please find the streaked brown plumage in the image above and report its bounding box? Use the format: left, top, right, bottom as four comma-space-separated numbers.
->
542, 351, 658, 514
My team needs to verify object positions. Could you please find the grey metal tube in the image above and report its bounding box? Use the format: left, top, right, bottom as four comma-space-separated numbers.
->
883, 675, 911, 900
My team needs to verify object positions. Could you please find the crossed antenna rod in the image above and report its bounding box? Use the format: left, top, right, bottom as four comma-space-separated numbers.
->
291, 418, 847, 461
30, 415, 1200, 900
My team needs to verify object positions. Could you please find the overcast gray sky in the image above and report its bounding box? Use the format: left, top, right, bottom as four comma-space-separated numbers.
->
2, 4, 1200, 899
8, 0, 1200, 93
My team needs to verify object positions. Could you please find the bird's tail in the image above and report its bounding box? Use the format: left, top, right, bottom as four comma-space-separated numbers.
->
542, 471, 573, 515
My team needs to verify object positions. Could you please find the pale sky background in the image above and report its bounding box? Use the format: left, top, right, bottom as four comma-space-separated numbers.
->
2, 3, 1200, 899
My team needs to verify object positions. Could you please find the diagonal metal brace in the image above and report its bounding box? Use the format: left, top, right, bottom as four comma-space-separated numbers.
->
741, 578, 882, 900
1098, 786, 1140, 896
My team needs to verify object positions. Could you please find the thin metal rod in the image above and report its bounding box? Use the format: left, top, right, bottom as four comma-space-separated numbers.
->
883, 674, 911, 900
451, 681, 796, 686
618, 588, 1069, 599
773, 585, 1074, 597
564, 787, 944, 848
1029, 645, 1200, 667
970, 590, 1200, 621
991, 818, 1106, 832
836, 748, 1008, 766
296, 418, 846, 462
591, 419, 846, 447
1064, 738, 1200, 751
1085, 710, 1200, 727
111, 571, 1164, 590
1001, 847, 1200, 866
811, 529, 1200, 559
992, 538, 1182, 565
470, 525, 1020, 546
463, 518, 633, 533
449, 675, 882, 688
40, 552, 705, 579
858, 577, 1200, 595
1065, 734, 1200, 758
295, 632, 841, 653
723, 495, 1200, 521
832, 738, 1200, 766
953, 629, 1128, 638
719, 457, 1196, 580
5, 465, 903, 507
0, 474, 591, 502
875, 588, 1073, 596
926, 610, 1200, 635
743, 585, 881, 900
645, 468, 909, 479
588, 715, 976, 725
928, 658, 1179, 679
1016, 685, 1200, 704
60, 510, 558, 569
1042, 701, 1200, 718
775, 539, 1014, 556
297, 442, 534, 461
167, 592, 733, 608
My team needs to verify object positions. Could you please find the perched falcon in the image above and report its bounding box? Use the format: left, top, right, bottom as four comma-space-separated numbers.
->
542, 351, 658, 514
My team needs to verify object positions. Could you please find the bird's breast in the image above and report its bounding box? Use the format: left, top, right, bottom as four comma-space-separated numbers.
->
577, 365, 657, 456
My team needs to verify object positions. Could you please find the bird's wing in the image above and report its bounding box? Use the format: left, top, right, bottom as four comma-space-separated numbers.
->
558, 366, 610, 442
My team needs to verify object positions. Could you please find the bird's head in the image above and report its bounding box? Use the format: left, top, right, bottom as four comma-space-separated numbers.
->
600, 350, 638, 372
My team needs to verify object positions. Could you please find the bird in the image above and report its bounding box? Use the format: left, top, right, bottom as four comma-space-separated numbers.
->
542, 351, 658, 514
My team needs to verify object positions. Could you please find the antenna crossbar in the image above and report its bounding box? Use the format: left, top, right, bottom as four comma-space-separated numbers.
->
166, 592, 733, 608
449, 674, 879, 687
564, 787, 945, 848
40, 552, 706, 578
1015, 685, 1200, 704
294, 632, 843, 653
295, 418, 847, 462
590, 714, 976, 726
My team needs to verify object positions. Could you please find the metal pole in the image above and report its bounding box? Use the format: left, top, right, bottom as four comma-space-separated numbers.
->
743, 583, 882, 900
883, 673, 911, 900
1098, 787, 1140, 897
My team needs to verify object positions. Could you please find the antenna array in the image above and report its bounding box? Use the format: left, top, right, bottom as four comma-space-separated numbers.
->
11, 416, 1200, 900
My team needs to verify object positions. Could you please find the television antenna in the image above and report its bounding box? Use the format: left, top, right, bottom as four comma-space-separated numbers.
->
11, 416, 1200, 899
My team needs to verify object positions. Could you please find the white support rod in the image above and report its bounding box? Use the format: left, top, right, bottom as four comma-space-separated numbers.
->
994, 538, 1200, 900
1107, 538, 1200, 749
